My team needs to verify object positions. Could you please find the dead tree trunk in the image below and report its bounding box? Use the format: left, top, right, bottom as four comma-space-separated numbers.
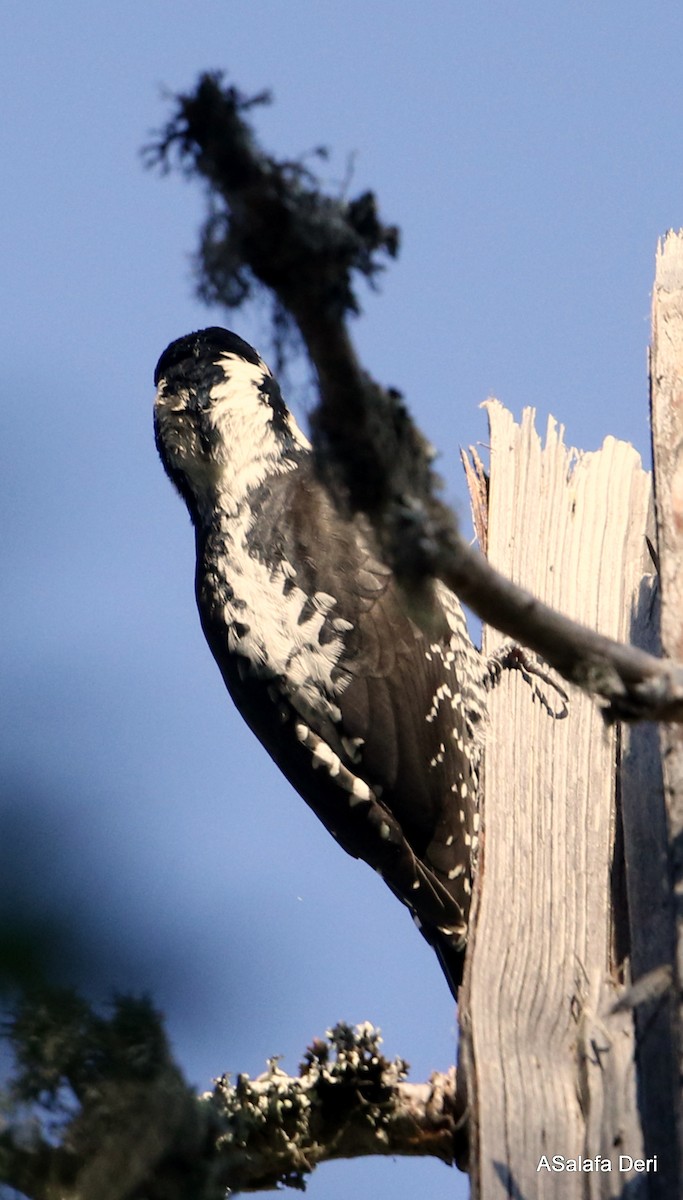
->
649, 228, 683, 1185
459, 382, 678, 1195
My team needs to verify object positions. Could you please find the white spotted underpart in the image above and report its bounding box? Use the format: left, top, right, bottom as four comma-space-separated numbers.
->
209, 363, 346, 731
169, 353, 349, 730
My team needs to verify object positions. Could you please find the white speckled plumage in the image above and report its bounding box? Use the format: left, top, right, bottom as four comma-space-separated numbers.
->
154, 326, 486, 998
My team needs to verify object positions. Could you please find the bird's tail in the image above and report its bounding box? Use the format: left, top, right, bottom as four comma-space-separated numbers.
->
433, 934, 465, 1001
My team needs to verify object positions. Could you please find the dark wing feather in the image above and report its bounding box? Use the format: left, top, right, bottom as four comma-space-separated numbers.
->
198, 465, 481, 986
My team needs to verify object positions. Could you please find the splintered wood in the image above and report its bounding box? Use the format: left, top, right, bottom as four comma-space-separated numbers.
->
650, 228, 683, 1188
459, 403, 654, 1198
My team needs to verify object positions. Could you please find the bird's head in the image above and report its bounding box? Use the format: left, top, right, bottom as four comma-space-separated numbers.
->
154, 326, 309, 525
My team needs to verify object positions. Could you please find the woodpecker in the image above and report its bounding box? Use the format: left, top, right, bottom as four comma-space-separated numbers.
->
154, 327, 485, 997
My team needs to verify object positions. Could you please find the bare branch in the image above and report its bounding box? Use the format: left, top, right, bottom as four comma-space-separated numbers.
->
436, 487, 682, 723
149, 72, 683, 723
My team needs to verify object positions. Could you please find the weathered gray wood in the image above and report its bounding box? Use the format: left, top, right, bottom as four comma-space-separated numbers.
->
649, 227, 683, 1182
460, 405, 653, 1198
619, 562, 679, 1198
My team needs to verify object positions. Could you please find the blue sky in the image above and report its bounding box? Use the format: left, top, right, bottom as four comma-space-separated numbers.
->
3, 4, 683, 1197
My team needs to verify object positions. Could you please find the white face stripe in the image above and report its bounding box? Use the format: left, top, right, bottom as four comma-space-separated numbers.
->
154, 349, 312, 524
213, 353, 311, 452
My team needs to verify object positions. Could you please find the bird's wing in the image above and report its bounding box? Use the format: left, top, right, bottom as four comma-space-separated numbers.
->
202, 469, 483, 951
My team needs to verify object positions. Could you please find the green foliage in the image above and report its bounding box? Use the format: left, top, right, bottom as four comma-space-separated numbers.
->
0, 989, 222, 1200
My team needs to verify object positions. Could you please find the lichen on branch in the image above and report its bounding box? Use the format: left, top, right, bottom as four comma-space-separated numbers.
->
145, 73, 399, 336
210, 1021, 461, 1192
0, 994, 461, 1198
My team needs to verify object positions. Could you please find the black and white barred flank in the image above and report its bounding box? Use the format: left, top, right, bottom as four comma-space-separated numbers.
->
154, 327, 485, 996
